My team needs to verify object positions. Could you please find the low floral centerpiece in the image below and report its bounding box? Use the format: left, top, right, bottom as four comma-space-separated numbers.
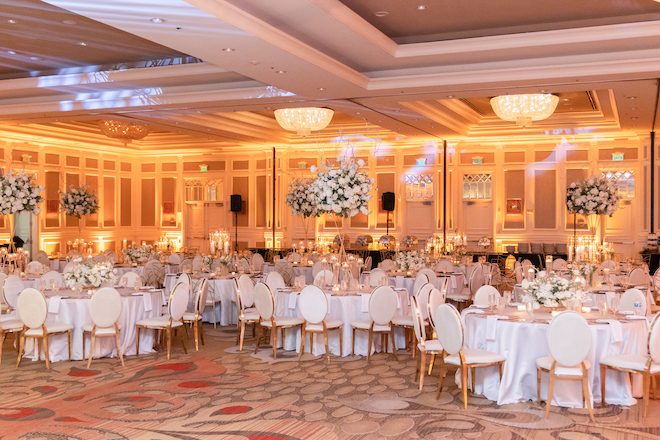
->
64, 260, 117, 288
395, 250, 427, 272
122, 245, 153, 264
202, 255, 214, 271
566, 175, 620, 216
59, 184, 99, 218
566, 261, 599, 286
522, 270, 588, 309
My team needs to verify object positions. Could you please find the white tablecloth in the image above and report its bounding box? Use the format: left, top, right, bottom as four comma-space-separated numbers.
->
263, 263, 314, 284
164, 273, 238, 326
24, 288, 163, 362
273, 287, 409, 357
463, 308, 647, 406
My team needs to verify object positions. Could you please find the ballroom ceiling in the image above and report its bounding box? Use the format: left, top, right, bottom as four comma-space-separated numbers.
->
0, 0, 659, 151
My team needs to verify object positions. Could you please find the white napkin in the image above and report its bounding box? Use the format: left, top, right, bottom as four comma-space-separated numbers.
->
626, 315, 648, 320
361, 293, 371, 312
486, 315, 509, 341
143, 292, 153, 312
460, 307, 485, 327
288, 291, 298, 309
48, 295, 62, 314
395, 276, 404, 288
596, 319, 622, 343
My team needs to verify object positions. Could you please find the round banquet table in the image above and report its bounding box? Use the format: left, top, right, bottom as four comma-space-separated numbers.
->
23, 288, 163, 362
272, 287, 409, 357
263, 263, 314, 284
462, 306, 647, 407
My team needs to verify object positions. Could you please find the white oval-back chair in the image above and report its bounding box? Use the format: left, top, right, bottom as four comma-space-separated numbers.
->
313, 269, 336, 287
412, 295, 443, 390
472, 285, 501, 307
25, 261, 44, 274
412, 273, 430, 297
40, 271, 65, 290
536, 310, 594, 421
82, 287, 124, 369
253, 283, 304, 359
3, 275, 24, 315
298, 285, 343, 362
434, 259, 455, 273
619, 288, 647, 315
368, 268, 389, 287
144, 260, 166, 288
183, 279, 209, 351
380, 259, 394, 271
119, 271, 143, 288
16, 288, 73, 369
34, 253, 50, 267
251, 253, 265, 272
350, 286, 399, 363
265, 271, 287, 292
168, 253, 181, 265
234, 275, 259, 350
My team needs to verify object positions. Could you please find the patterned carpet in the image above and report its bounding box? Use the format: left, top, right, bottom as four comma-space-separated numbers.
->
1, 324, 660, 440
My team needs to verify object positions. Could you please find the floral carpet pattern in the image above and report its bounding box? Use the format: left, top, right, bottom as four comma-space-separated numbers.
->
1, 325, 660, 439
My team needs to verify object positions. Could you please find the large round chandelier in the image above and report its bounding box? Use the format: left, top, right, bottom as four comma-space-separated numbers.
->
274, 107, 334, 136
490, 94, 559, 127
99, 119, 151, 141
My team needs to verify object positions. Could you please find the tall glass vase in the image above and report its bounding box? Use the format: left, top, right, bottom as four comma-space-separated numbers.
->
6, 213, 14, 253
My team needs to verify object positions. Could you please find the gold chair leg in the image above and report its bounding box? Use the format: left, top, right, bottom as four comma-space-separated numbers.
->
116, 329, 125, 366
67, 331, 71, 361
545, 374, 555, 420
537, 368, 541, 404
82, 331, 86, 361
600, 365, 607, 407
428, 353, 435, 375
239, 320, 246, 351
461, 364, 469, 409
136, 327, 141, 357
166, 328, 172, 360
644, 372, 651, 418
199, 321, 204, 346
15, 333, 25, 368
338, 328, 343, 357
193, 321, 199, 351
323, 329, 330, 363
43, 336, 50, 370
272, 326, 278, 359
583, 374, 595, 422
180, 325, 188, 354
87, 331, 96, 369
389, 328, 398, 361
298, 327, 306, 361
419, 350, 426, 391
351, 328, 356, 356
436, 357, 445, 399
254, 324, 262, 354
366, 329, 373, 364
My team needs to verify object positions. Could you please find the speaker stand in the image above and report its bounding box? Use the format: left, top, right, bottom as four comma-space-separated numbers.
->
386, 211, 390, 236
234, 212, 238, 253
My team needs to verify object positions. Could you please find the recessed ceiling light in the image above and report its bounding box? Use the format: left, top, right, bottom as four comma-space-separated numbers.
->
318, 87, 325, 91
77, 42, 87, 46
447, 95, 454, 98
250, 61, 260, 65
374, 11, 389, 17
63, 19, 77, 25
149, 17, 166, 23
631, 117, 638, 120
276, 70, 286, 74
222, 48, 235, 52
629, 96, 637, 99
631, 107, 637, 110
7, 50, 16, 55
30, 56, 42, 61
417, 5, 427, 10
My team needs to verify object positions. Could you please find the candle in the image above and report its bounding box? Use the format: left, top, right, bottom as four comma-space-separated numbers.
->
551, 310, 561, 318
582, 306, 591, 313
517, 305, 526, 312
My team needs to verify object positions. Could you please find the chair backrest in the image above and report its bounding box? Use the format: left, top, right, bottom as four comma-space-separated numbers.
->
63, 261, 75, 273
144, 260, 165, 287
0, 273, 7, 296
196, 278, 209, 314
648, 313, 660, 363
547, 311, 592, 367
253, 282, 275, 321
107, 252, 119, 264
380, 259, 394, 271
239, 258, 250, 271
620, 288, 647, 315
654, 268, 660, 294
251, 253, 264, 271
90, 287, 122, 328
513, 264, 524, 284
312, 261, 326, 278
192, 255, 203, 271
26, 260, 43, 274
3, 275, 25, 309
265, 271, 287, 291
274, 260, 294, 286
364, 255, 373, 270
40, 271, 65, 288
119, 271, 143, 287
469, 265, 485, 295
299, 285, 328, 325
168, 253, 181, 265
473, 285, 501, 307
521, 259, 533, 271
17, 288, 48, 329
411, 295, 427, 344
93, 254, 107, 263
168, 282, 189, 321
629, 267, 648, 286
237, 274, 254, 308
416, 282, 434, 321
176, 272, 191, 288
600, 259, 616, 270
412, 273, 429, 296
434, 303, 464, 355
288, 252, 302, 263
369, 285, 398, 325
427, 287, 446, 329
417, 268, 437, 285
314, 269, 335, 287
434, 259, 455, 273
35, 253, 50, 266
552, 258, 566, 271
369, 268, 389, 286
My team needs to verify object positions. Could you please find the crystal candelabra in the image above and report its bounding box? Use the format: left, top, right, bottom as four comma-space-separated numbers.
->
210, 229, 230, 256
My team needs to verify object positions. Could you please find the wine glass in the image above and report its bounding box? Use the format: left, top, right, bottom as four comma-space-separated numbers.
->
597, 297, 608, 317
610, 297, 619, 315
39, 278, 46, 292
525, 300, 534, 322
122, 277, 128, 289
134, 280, 141, 292
496, 297, 504, 315
488, 291, 496, 311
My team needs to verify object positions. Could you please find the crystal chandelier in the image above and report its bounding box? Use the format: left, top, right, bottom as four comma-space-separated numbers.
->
274, 107, 334, 136
490, 94, 559, 127
99, 119, 151, 141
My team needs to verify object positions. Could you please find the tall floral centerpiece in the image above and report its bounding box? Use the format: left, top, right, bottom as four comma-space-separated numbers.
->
309, 155, 374, 262
566, 175, 620, 261
0, 170, 44, 252
122, 245, 154, 265
59, 184, 99, 253
286, 178, 319, 242
522, 270, 588, 309
64, 260, 117, 289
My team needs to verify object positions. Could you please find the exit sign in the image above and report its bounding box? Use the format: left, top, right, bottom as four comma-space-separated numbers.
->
472, 157, 483, 165
612, 153, 624, 161
199, 164, 208, 172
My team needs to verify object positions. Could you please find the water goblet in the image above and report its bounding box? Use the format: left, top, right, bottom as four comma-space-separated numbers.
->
134, 280, 141, 292
610, 297, 619, 315
488, 291, 496, 310
122, 277, 128, 289
597, 298, 608, 317
525, 300, 534, 322
504, 290, 512, 305
496, 297, 505, 315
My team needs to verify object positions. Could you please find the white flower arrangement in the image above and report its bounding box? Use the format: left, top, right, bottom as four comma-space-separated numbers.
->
286, 178, 318, 218
566, 261, 599, 285
59, 184, 99, 218
202, 255, 214, 271
395, 250, 428, 271
0, 169, 44, 215
64, 260, 117, 288
309, 156, 374, 218
522, 270, 588, 308
218, 254, 233, 266
122, 245, 153, 264
566, 175, 620, 216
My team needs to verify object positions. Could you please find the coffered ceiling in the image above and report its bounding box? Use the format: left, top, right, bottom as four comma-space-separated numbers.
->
1, 0, 659, 152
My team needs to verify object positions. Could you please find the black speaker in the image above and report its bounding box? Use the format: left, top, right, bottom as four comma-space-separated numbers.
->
230, 194, 242, 212
382, 192, 395, 211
